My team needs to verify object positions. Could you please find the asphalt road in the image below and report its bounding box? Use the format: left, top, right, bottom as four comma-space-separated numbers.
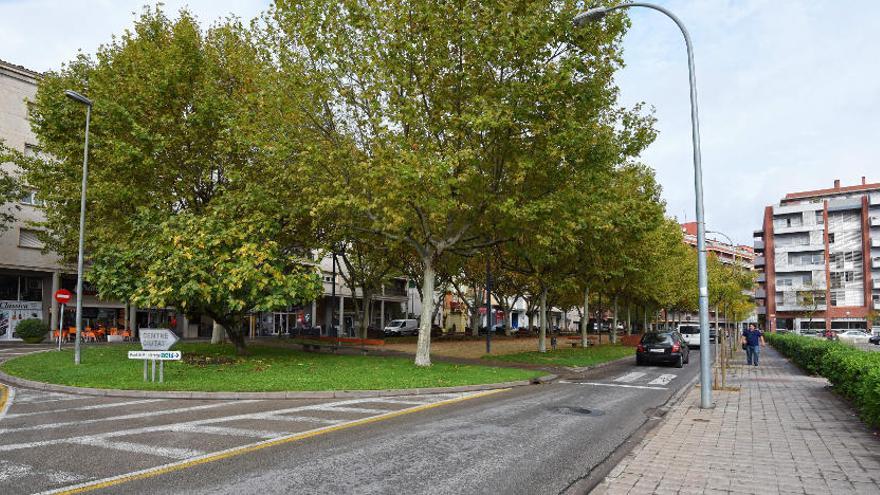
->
0, 348, 701, 495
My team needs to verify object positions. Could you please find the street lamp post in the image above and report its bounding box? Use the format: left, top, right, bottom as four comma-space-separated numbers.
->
574, 3, 714, 408
65, 89, 92, 366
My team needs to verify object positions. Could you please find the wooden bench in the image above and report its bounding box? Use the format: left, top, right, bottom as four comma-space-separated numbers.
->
300, 342, 338, 353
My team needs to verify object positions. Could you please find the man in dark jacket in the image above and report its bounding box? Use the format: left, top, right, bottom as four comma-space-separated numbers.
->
741, 323, 765, 366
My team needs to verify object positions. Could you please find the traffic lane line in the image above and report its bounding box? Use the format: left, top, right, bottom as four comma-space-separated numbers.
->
4, 399, 166, 419
33, 389, 509, 495
647, 374, 678, 386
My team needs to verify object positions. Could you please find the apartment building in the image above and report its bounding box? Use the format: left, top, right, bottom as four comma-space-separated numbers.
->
754, 178, 880, 333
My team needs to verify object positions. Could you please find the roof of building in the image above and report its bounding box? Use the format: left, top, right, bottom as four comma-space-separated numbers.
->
0, 58, 41, 82
783, 178, 880, 202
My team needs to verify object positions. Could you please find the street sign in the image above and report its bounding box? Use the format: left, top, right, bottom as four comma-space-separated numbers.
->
54, 289, 72, 304
128, 350, 182, 361
139, 328, 180, 351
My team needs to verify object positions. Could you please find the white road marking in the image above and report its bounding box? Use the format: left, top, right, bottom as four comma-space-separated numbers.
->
564, 381, 667, 391
169, 425, 281, 439
308, 405, 390, 414
12, 392, 84, 404
0, 400, 261, 434
5, 399, 165, 418
248, 413, 344, 424
613, 372, 647, 383
0, 395, 470, 453
370, 398, 431, 406
0, 459, 31, 481
0, 459, 86, 484
71, 437, 204, 459
648, 374, 678, 386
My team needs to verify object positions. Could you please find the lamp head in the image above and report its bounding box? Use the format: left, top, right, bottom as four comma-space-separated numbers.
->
573, 7, 609, 27
64, 90, 92, 107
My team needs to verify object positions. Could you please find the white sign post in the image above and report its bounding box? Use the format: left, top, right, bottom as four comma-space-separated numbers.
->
130, 328, 181, 383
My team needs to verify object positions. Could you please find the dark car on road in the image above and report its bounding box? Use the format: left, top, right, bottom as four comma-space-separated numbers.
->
636, 331, 690, 368
869, 334, 880, 345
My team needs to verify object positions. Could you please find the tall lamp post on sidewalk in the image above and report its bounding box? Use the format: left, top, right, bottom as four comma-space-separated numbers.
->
574, 3, 714, 408
64, 89, 92, 365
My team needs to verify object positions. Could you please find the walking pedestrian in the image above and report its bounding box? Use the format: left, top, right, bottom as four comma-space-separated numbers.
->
741, 323, 765, 366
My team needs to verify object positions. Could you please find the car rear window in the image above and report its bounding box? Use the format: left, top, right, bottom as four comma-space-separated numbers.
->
641, 333, 673, 344
679, 326, 700, 334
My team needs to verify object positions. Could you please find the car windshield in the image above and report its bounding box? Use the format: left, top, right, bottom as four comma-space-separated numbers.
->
642, 333, 673, 345
388, 321, 403, 327
679, 326, 699, 334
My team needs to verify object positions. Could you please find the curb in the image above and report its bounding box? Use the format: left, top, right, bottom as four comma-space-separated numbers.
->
0, 369, 558, 400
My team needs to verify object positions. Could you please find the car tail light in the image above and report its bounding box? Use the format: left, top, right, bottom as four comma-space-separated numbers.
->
637, 344, 644, 352
671, 343, 680, 352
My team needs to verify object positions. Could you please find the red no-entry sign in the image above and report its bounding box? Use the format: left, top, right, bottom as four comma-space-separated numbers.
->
54, 289, 73, 304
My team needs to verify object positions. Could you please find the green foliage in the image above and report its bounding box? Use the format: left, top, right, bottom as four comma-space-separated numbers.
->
768, 333, 880, 428
0, 143, 23, 231
0, 343, 542, 391
14, 318, 49, 342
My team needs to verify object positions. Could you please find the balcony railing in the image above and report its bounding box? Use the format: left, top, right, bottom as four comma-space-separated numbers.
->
753, 240, 764, 251
755, 288, 766, 298
757, 273, 766, 283
871, 217, 880, 228
754, 256, 765, 267
777, 304, 828, 312
755, 306, 767, 315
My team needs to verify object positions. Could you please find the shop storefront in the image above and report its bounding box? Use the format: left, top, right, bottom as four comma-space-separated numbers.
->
0, 300, 43, 341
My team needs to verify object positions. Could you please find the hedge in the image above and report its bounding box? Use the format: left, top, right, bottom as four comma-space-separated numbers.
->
767, 333, 880, 428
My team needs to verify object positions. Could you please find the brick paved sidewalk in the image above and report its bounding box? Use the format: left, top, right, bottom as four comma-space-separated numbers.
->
593, 346, 880, 495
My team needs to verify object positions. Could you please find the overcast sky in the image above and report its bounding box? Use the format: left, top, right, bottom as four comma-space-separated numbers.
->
2, 1, 879, 246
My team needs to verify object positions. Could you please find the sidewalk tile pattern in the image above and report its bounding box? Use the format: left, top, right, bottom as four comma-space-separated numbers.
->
594, 347, 880, 495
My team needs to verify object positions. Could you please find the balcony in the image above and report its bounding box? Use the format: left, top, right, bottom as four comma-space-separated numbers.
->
874, 279, 880, 290
755, 288, 766, 298
870, 194, 880, 206
777, 304, 828, 312
755, 306, 767, 315
874, 258, 880, 269
753, 229, 764, 238
757, 273, 766, 283
754, 256, 765, 267
871, 217, 880, 228
872, 238, 880, 248
754, 240, 764, 252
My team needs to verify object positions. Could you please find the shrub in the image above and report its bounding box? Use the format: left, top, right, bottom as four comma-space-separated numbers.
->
767, 333, 880, 428
15, 318, 50, 343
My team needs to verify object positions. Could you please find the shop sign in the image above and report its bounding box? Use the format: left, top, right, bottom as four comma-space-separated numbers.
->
139, 328, 180, 351
128, 350, 182, 361
0, 300, 43, 341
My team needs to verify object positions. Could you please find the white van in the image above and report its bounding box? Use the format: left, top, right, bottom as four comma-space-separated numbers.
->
677, 324, 702, 348
383, 319, 419, 336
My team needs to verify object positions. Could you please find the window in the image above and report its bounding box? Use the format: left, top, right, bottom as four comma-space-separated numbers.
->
815, 211, 824, 224
19, 189, 44, 207
18, 229, 44, 249
20, 276, 42, 301
828, 233, 834, 244
0, 275, 17, 300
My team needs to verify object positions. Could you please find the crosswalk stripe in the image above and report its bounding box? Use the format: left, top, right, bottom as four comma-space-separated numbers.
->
613, 372, 647, 383
648, 374, 678, 386
70, 438, 204, 459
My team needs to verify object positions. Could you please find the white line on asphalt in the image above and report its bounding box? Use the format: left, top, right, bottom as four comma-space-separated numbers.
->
648, 374, 678, 386
307, 405, 390, 414
0, 459, 87, 484
0, 458, 30, 481
12, 392, 85, 404
4, 399, 165, 418
561, 381, 667, 391
247, 413, 345, 424
369, 398, 431, 406
169, 425, 281, 439
0, 400, 261, 434
613, 372, 647, 383
71, 437, 205, 459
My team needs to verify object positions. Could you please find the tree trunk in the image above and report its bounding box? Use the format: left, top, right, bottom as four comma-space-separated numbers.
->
217, 316, 247, 355
211, 320, 225, 344
360, 289, 373, 339
581, 286, 589, 348
539, 287, 548, 353
414, 257, 435, 367
644, 305, 649, 333
611, 294, 618, 344
471, 291, 482, 337
626, 302, 632, 336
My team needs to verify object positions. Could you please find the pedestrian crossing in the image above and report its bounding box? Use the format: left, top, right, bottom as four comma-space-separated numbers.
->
0, 387, 492, 494
561, 370, 683, 390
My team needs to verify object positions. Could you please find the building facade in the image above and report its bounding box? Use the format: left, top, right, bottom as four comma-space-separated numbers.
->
755, 178, 880, 333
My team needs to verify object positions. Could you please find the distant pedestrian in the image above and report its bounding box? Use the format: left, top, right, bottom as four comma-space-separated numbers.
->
741, 323, 765, 366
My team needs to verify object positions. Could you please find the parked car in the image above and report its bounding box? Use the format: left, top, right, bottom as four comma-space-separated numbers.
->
677, 324, 701, 348
636, 331, 690, 368
868, 334, 880, 345
837, 330, 871, 345
383, 319, 419, 336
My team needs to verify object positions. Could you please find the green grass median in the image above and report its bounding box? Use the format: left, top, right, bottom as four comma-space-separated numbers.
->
0, 343, 543, 392
487, 344, 634, 367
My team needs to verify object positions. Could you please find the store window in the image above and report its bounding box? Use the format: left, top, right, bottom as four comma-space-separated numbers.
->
20, 277, 42, 301
0, 275, 17, 300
